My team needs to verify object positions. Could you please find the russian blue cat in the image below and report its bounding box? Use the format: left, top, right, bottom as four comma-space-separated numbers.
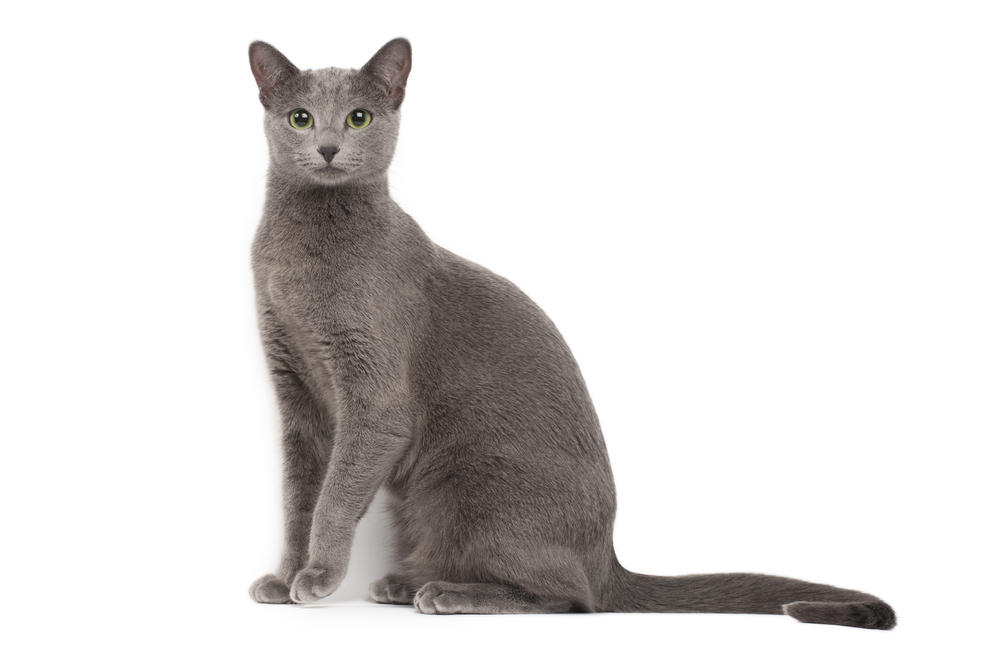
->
246, 38, 895, 629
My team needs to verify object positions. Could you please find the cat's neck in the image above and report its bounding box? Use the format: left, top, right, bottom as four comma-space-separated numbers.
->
266, 170, 391, 205
264, 170, 399, 236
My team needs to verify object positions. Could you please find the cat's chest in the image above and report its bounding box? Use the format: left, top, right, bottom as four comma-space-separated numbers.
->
256, 235, 336, 307
252, 218, 386, 332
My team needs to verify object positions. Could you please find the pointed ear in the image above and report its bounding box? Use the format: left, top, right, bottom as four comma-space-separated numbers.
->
359, 38, 412, 109
249, 41, 300, 107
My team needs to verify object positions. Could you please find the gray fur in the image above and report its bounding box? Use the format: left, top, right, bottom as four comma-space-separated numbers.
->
246, 39, 896, 630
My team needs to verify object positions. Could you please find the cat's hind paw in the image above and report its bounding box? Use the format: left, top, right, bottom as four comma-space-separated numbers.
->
369, 573, 415, 605
413, 582, 458, 614
249, 574, 292, 604
413, 581, 573, 614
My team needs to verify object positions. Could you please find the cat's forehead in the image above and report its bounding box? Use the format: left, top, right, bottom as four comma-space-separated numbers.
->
298, 66, 361, 101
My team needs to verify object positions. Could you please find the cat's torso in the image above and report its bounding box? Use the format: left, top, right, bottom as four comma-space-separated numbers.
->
252, 176, 619, 594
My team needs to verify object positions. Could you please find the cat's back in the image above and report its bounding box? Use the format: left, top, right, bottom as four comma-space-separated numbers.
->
423, 248, 576, 376
392, 246, 618, 562
414, 246, 610, 464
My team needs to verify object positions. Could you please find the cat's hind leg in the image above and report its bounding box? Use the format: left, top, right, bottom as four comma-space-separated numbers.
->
369, 573, 416, 605
413, 581, 585, 615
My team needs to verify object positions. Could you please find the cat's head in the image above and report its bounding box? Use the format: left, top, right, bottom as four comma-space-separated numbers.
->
249, 39, 411, 187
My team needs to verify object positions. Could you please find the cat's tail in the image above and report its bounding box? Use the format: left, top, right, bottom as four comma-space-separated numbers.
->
604, 566, 896, 629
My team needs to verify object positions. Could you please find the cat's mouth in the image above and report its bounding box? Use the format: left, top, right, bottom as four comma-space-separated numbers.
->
312, 163, 350, 178
306, 162, 354, 185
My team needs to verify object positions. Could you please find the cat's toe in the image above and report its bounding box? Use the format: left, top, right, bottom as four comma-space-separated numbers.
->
370, 574, 415, 604
249, 574, 292, 604
289, 566, 338, 603
414, 582, 461, 614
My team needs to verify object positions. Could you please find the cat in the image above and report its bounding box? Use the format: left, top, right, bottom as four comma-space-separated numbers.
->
246, 38, 896, 629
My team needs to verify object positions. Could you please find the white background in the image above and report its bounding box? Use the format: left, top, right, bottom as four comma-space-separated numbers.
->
2, 1, 997, 665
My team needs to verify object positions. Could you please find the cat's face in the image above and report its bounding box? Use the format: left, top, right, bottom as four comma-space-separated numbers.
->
250, 40, 411, 188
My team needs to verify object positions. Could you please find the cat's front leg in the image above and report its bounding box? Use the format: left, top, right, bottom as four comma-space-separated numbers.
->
289, 408, 412, 603
249, 423, 328, 603
250, 424, 330, 602
250, 341, 333, 603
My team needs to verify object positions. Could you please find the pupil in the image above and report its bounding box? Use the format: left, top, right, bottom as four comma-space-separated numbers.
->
353, 111, 364, 124
295, 111, 309, 126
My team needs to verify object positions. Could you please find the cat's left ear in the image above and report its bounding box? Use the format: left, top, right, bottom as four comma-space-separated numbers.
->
360, 38, 412, 109
249, 41, 300, 108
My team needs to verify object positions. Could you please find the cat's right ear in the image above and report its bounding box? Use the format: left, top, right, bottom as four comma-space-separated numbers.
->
249, 41, 300, 108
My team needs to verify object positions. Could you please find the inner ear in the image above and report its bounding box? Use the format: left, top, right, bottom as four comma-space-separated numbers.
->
249, 41, 300, 107
359, 38, 412, 109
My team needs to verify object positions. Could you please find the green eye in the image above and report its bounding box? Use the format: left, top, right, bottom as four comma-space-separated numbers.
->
347, 109, 372, 129
289, 109, 313, 129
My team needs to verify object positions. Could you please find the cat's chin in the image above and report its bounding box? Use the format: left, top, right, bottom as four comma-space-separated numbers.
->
305, 165, 355, 186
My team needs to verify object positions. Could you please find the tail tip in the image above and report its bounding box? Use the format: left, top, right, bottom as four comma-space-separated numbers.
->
783, 600, 896, 630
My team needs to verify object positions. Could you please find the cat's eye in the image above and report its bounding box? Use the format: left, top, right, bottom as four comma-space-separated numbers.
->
347, 109, 372, 129
289, 109, 314, 130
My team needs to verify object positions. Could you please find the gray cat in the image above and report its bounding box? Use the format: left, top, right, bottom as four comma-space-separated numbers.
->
246, 38, 896, 630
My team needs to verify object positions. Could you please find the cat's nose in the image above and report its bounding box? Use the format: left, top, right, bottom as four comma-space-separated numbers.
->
318, 145, 340, 163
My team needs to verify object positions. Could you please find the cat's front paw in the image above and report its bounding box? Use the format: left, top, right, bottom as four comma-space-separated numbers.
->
249, 573, 292, 604
289, 565, 342, 603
